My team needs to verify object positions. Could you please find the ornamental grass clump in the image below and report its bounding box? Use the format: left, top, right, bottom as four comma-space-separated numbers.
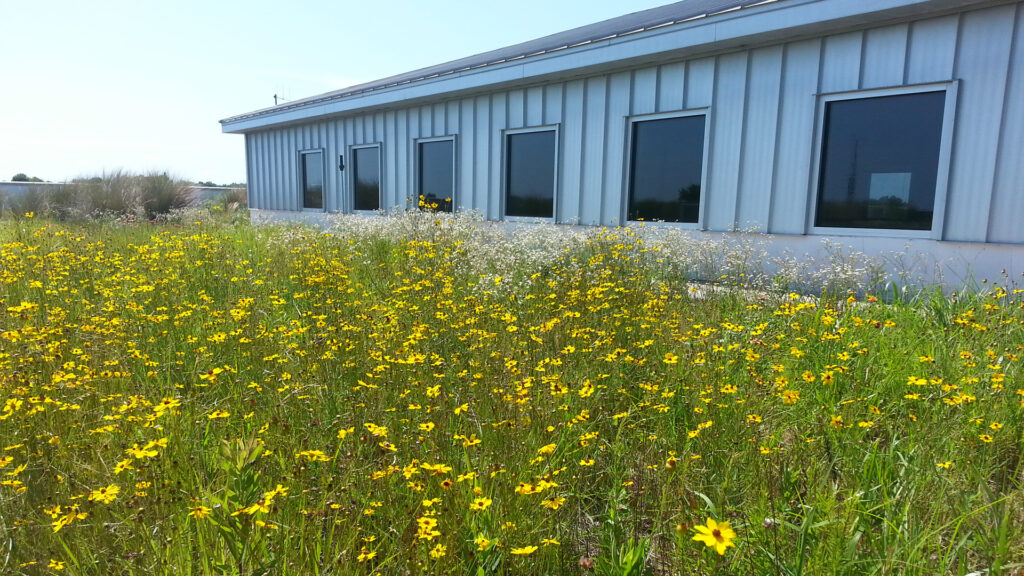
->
3, 170, 197, 221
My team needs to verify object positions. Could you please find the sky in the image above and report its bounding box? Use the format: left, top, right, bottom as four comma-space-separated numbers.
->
0, 0, 672, 185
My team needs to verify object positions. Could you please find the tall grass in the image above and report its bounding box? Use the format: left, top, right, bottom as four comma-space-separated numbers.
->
0, 212, 1020, 575
4, 171, 206, 221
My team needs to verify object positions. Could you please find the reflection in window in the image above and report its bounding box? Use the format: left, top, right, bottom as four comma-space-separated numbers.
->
628, 115, 705, 223
418, 140, 454, 213
353, 146, 380, 211
505, 130, 556, 218
815, 91, 945, 230
301, 151, 323, 210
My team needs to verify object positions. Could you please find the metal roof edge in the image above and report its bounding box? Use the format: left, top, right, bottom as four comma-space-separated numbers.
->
221, 0, 789, 130
219, 0, 981, 133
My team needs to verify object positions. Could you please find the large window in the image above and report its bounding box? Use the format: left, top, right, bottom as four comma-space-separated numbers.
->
300, 150, 323, 210
815, 90, 948, 231
352, 145, 381, 212
505, 129, 556, 219
418, 138, 455, 213
627, 114, 706, 223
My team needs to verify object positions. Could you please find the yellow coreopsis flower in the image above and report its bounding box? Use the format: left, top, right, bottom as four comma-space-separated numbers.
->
692, 518, 736, 555
153, 397, 181, 413
515, 482, 537, 495
356, 547, 377, 562
88, 484, 120, 504
511, 545, 538, 556
541, 497, 565, 510
51, 507, 87, 533
188, 505, 213, 519
113, 458, 134, 474
295, 450, 331, 462
125, 444, 158, 459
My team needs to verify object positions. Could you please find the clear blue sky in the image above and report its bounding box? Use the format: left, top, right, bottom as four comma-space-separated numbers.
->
0, 1, 671, 184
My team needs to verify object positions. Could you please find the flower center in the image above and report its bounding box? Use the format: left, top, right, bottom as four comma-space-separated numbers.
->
712, 529, 722, 540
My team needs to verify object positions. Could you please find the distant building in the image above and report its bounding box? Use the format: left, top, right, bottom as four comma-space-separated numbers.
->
221, 0, 1024, 285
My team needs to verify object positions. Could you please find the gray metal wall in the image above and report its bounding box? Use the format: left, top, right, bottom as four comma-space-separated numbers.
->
245, 2, 1024, 244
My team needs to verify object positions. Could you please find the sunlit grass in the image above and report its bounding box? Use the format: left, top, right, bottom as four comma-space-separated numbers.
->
0, 211, 1021, 575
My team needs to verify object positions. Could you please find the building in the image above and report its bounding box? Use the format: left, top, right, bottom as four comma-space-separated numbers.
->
221, 0, 1024, 285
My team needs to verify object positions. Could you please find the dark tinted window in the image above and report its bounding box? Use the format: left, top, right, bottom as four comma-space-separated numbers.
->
505, 130, 555, 218
353, 146, 380, 211
301, 151, 323, 210
419, 140, 454, 213
815, 91, 945, 230
628, 115, 705, 223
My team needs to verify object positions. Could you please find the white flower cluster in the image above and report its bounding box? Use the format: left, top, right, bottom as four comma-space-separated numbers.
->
253, 210, 954, 297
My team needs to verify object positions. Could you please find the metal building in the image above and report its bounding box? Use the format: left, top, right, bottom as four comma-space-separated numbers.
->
221, 0, 1024, 282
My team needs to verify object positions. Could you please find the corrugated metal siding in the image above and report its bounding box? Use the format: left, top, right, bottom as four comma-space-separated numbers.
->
987, 3, 1024, 244
244, 3, 1023, 244
768, 38, 820, 235
602, 72, 631, 225
738, 45, 783, 232
580, 77, 607, 226
560, 80, 584, 223
945, 4, 1016, 242
706, 51, 747, 231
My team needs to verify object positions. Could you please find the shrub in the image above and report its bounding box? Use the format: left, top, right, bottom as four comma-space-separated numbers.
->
10, 173, 43, 182
210, 185, 248, 211
138, 171, 194, 219
72, 170, 139, 217
6, 186, 48, 219
5, 171, 199, 221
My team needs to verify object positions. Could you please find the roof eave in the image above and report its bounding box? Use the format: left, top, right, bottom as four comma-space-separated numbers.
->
220, 0, 991, 134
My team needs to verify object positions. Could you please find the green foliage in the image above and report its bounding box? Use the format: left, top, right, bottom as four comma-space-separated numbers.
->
202, 438, 280, 574
10, 173, 43, 182
0, 214, 1020, 575
597, 489, 650, 576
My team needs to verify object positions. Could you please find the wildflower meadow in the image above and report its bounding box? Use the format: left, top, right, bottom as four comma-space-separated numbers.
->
0, 210, 1021, 575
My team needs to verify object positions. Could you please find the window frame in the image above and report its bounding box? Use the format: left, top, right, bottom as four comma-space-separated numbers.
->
298, 148, 325, 212
415, 135, 458, 213
807, 81, 958, 239
501, 125, 560, 222
349, 143, 384, 214
621, 108, 711, 229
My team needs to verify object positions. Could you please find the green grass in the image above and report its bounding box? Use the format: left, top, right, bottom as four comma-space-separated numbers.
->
0, 212, 1021, 575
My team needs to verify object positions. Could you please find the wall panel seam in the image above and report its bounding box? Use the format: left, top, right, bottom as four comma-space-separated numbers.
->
736, 50, 754, 230
986, 2, 1022, 242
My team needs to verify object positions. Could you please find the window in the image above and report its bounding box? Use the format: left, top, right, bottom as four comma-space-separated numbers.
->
814, 89, 949, 231
418, 138, 455, 212
505, 129, 557, 219
352, 145, 381, 212
627, 113, 706, 223
300, 150, 323, 210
